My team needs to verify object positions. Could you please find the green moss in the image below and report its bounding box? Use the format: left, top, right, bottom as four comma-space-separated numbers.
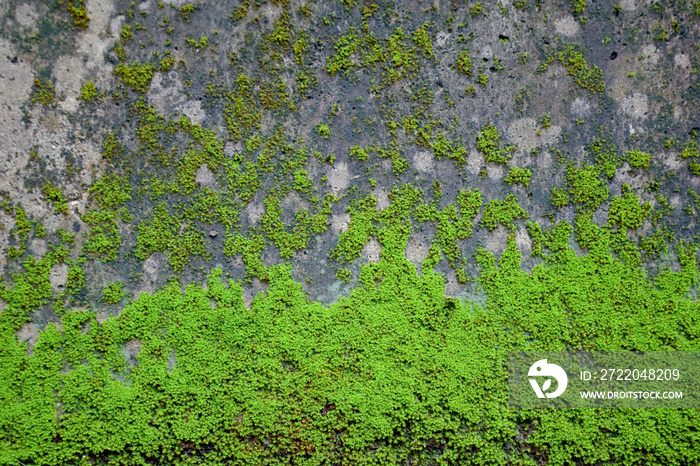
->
415, 188, 483, 279
566, 164, 610, 211
267, 12, 292, 47
430, 134, 467, 165
30, 79, 55, 107
134, 204, 178, 259
317, 124, 331, 139
504, 166, 533, 187
476, 125, 516, 165
89, 174, 132, 208
4, 7, 700, 463
335, 267, 352, 283
689, 162, 700, 175
178, 3, 197, 21
102, 132, 123, 160
224, 231, 268, 280
626, 149, 652, 170
412, 22, 433, 57
2, 207, 700, 465
185, 36, 208, 48
102, 282, 126, 304
325, 24, 426, 89
348, 146, 369, 161
79, 81, 98, 102
114, 62, 155, 93
66, 1, 90, 29
293, 169, 314, 194
550, 187, 570, 208
168, 227, 210, 272
41, 184, 68, 216
292, 36, 309, 64
607, 188, 651, 230
680, 140, 699, 159
159, 52, 175, 71
259, 77, 293, 111
224, 75, 261, 141
481, 195, 529, 230
82, 210, 122, 262
6, 206, 33, 259
572, 0, 586, 14
558, 44, 605, 95
120, 24, 134, 42
588, 136, 620, 179
331, 195, 378, 262
261, 192, 327, 260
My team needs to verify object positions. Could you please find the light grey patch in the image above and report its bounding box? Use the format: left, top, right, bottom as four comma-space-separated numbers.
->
122, 338, 142, 366
478, 45, 493, 60
674, 54, 690, 70
138, 253, 166, 295
620, 0, 637, 11
487, 165, 504, 180
96, 310, 110, 324
660, 151, 684, 171
195, 164, 218, 191
242, 278, 268, 309
281, 191, 310, 213
436, 31, 450, 47
507, 118, 562, 154
110, 15, 125, 38
224, 141, 242, 157
537, 151, 553, 170
405, 234, 431, 275
327, 161, 350, 195
29, 238, 48, 257
331, 213, 351, 234
181, 100, 206, 125
467, 150, 482, 175
413, 151, 434, 173
620, 93, 648, 119
483, 227, 508, 255
515, 226, 531, 258
571, 98, 591, 117
167, 351, 177, 372
373, 188, 390, 210
555, 16, 581, 37
444, 269, 465, 299
49, 263, 69, 293
361, 238, 381, 263
592, 204, 609, 225
642, 44, 659, 65
381, 158, 393, 172
85, 0, 116, 33
16, 322, 39, 356
246, 202, 265, 225
15, 3, 39, 28
147, 72, 186, 118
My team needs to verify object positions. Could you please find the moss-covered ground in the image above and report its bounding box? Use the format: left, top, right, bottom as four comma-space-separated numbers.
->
1, 0, 700, 463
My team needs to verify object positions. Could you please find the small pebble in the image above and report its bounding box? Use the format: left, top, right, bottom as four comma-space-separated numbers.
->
208, 230, 218, 238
